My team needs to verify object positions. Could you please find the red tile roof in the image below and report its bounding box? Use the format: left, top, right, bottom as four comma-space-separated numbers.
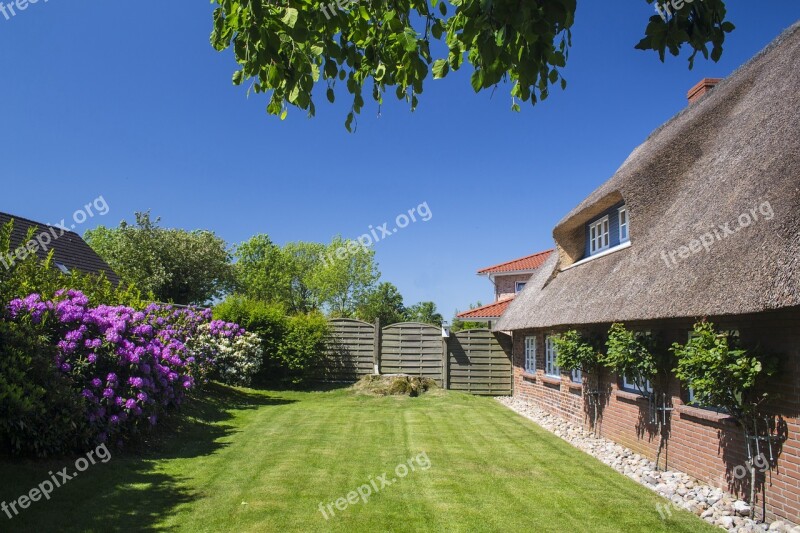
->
477, 249, 554, 275
456, 298, 514, 320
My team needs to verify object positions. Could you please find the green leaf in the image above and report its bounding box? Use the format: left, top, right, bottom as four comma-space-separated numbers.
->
326, 88, 335, 103
280, 108, 288, 120
432, 59, 449, 79
281, 8, 298, 28
470, 69, 484, 92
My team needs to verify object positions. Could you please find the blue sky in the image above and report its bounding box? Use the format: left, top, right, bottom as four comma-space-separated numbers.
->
1, 2, 798, 317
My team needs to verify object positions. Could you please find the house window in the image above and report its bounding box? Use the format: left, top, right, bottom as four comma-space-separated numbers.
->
524, 336, 536, 373
515, 282, 527, 294
571, 368, 582, 383
589, 216, 610, 255
618, 207, 629, 242
55, 262, 71, 274
545, 336, 560, 377
622, 375, 652, 394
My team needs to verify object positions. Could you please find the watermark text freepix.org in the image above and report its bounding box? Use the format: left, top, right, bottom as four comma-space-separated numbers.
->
660, 200, 774, 268
2, 443, 111, 520
653, 0, 700, 23
319, 201, 432, 267
318, 452, 431, 520
0, 195, 110, 271
0, 0, 49, 22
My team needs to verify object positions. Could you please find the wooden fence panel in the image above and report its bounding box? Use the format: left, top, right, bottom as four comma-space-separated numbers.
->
448, 330, 512, 395
381, 323, 443, 385
321, 318, 375, 381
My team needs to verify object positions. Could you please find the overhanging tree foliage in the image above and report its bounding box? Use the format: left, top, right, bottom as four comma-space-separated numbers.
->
210, 0, 733, 128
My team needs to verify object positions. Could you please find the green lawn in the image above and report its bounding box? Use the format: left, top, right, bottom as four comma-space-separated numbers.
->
0, 384, 715, 532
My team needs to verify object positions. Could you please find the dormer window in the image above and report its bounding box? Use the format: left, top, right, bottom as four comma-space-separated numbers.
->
589, 216, 610, 255
515, 281, 526, 294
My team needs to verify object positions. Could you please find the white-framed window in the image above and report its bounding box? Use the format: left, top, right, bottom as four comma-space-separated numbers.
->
515, 281, 527, 294
618, 207, 629, 242
589, 215, 610, 255
622, 375, 652, 394
524, 336, 536, 373
571, 368, 582, 383
545, 336, 560, 377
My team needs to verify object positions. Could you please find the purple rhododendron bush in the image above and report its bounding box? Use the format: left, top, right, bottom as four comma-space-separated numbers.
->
0, 290, 261, 457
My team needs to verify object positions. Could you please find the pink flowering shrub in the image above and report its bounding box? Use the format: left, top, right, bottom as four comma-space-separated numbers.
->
1, 290, 228, 455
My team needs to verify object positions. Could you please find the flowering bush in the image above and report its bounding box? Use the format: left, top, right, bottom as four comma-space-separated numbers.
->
186, 321, 263, 387
0, 290, 254, 456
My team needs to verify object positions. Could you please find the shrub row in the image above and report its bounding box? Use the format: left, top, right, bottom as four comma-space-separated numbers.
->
213, 296, 329, 383
0, 290, 261, 457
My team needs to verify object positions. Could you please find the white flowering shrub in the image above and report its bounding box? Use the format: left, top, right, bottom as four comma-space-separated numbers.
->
187, 321, 263, 387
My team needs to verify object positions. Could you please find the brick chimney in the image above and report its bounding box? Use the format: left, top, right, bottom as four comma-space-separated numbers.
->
687, 78, 722, 104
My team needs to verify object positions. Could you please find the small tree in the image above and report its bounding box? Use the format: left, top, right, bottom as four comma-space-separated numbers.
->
553, 330, 603, 433
603, 323, 660, 398
605, 323, 674, 468
672, 320, 778, 510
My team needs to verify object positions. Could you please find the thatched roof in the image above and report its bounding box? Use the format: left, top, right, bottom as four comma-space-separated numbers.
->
497, 21, 800, 331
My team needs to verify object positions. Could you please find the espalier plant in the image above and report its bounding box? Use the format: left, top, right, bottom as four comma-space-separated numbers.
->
553, 330, 601, 380
209, 0, 734, 129
553, 329, 604, 433
603, 323, 662, 398
672, 321, 777, 422
672, 320, 779, 509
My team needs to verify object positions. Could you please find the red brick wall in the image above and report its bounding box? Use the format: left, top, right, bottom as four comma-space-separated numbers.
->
494, 274, 531, 301
510, 308, 800, 525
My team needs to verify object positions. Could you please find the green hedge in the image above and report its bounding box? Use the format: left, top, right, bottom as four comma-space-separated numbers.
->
213, 296, 329, 384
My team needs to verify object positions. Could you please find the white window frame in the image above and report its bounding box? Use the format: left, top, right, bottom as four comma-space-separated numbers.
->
524, 336, 537, 373
571, 368, 582, 384
515, 281, 527, 294
622, 375, 652, 394
589, 215, 610, 255
618, 207, 629, 242
545, 336, 560, 378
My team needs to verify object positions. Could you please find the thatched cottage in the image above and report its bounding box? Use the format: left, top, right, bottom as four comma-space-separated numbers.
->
496, 22, 800, 524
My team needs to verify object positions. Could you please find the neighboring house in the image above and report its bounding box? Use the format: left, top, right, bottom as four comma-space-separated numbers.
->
0, 212, 120, 284
496, 23, 800, 525
456, 250, 553, 327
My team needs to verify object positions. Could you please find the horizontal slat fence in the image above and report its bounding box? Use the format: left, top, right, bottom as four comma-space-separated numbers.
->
319, 320, 512, 395
321, 318, 375, 381
448, 330, 513, 395
380, 322, 444, 385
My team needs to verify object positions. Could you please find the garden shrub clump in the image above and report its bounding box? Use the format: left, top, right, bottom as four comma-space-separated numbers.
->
213, 296, 329, 384
0, 290, 259, 457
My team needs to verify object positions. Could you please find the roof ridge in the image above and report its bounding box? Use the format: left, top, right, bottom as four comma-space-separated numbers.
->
0, 211, 80, 237
477, 249, 554, 274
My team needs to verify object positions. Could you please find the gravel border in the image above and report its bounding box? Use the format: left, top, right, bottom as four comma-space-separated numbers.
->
496, 396, 799, 533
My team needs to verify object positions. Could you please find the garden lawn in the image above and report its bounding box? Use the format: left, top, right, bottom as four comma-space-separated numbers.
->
0, 384, 716, 532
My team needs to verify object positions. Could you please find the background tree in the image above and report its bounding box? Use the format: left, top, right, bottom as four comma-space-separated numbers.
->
85, 212, 233, 305
451, 302, 488, 332
282, 241, 326, 313
405, 301, 444, 326
309, 236, 380, 317
233, 234, 291, 305
356, 282, 406, 325
210, 0, 733, 128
